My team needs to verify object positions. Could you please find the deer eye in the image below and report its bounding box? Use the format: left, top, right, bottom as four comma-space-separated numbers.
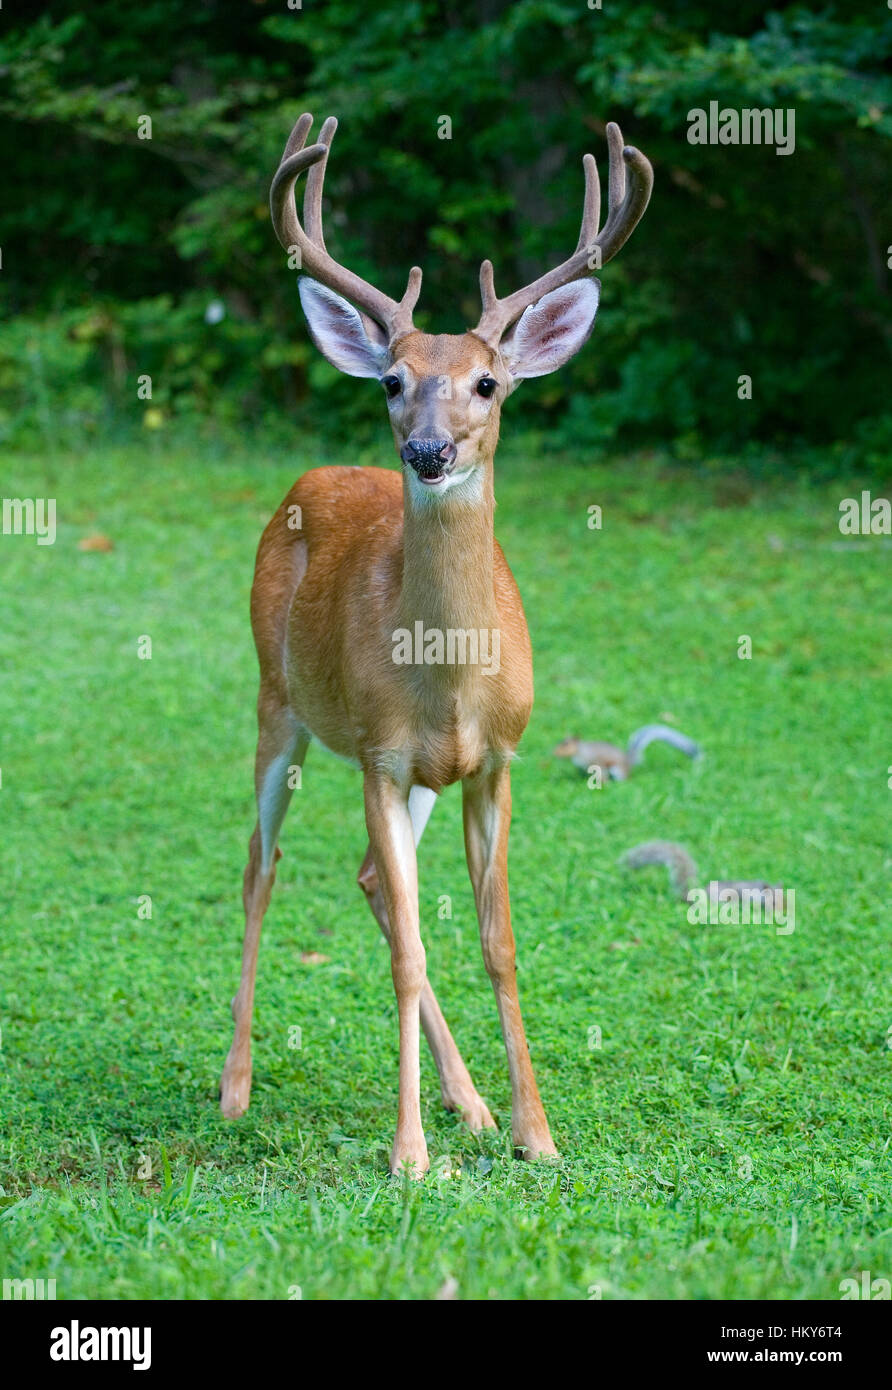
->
476, 376, 497, 398
381, 374, 402, 399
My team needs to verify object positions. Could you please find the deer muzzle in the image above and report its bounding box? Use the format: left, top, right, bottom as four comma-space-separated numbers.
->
400, 432, 458, 483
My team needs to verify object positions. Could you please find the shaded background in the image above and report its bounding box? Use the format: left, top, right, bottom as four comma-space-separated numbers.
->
1, 0, 890, 466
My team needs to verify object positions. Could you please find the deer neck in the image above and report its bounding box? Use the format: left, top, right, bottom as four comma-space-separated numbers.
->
397, 465, 499, 638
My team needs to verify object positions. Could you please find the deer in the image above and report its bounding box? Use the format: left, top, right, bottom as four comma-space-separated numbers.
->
220, 112, 653, 1175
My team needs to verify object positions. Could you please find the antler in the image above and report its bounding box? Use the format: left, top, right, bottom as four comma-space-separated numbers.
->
270, 113, 422, 344
474, 122, 653, 345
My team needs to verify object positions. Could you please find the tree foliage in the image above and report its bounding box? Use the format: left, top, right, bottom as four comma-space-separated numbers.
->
1, 0, 889, 453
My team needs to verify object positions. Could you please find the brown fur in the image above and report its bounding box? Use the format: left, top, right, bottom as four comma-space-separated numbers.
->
234, 111, 654, 1173
221, 330, 555, 1175
255, 464, 532, 789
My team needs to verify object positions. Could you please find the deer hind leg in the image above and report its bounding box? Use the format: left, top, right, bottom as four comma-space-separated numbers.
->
357, 786, 496, 1134
220, 700, 310, 1119
462, 764, 556, 1161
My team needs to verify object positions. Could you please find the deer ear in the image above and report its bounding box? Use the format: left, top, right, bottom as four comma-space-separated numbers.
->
298, 278, 389, 378
501, 279, 600, 379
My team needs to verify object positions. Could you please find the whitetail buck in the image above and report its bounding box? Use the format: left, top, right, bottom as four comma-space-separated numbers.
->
220, 113, 653, 1174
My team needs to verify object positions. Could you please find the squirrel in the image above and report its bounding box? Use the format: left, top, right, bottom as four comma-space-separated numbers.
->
621, 841, 784, 907
553, 725, 701, 781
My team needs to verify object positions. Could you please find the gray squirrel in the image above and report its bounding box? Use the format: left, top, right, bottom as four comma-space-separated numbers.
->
553, 724, 701, 781
621, 841, 784, 907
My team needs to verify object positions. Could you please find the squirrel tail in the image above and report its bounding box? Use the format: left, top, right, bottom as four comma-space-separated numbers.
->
626, 724, 702, 768
621, 840, 698, 900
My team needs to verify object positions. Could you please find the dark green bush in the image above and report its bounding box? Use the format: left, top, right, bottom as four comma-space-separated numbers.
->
1, 1, 889, 464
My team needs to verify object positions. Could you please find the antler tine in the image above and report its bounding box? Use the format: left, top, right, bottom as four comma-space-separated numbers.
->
270, 133, 330, 254
270, 112, 421, 343
479, 258, 497, 313
304, 115, 337, 251
597, 142, 653, 263
606, 122, 625, 226
573, 153, 600, 256
391, 265, 423, 340
283, 111, 313, 161
473, 121, 653, 346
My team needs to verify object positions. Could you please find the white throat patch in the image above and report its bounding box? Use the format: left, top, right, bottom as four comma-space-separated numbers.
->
406, 465, 483, 505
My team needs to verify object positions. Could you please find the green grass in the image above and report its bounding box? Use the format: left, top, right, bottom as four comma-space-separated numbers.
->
1, 428, 890, 1300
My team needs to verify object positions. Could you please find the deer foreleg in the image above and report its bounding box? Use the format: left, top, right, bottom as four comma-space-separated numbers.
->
363, 772, 429, 1176
358, 787, 495, 1132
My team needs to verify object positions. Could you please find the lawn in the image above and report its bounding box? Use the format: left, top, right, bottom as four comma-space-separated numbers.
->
1, 428, 889, 1299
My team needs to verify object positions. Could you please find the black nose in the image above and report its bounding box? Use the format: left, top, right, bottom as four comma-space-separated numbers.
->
400, 435, 457, 475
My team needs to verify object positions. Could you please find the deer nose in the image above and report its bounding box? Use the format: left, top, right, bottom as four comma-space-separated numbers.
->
400, 434, 457, 474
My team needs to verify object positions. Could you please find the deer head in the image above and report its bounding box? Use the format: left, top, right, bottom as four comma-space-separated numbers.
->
271, 114, 653, 498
